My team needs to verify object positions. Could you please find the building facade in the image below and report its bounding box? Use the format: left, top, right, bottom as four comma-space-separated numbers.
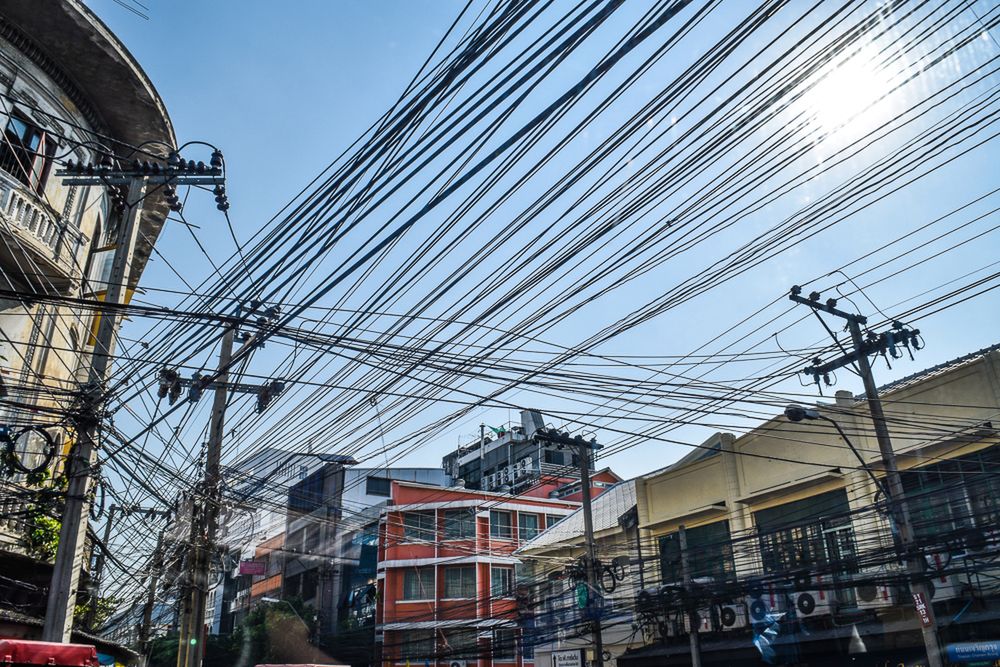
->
442, 410, 618, 501
515, 480, 639, 667
518, 344, 1000, 667
0, 0, 173, 630
282, 466, 453, 636
376, 480, 597, 666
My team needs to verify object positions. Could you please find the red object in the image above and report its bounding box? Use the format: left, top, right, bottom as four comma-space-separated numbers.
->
239, 559, 266, 576
0, 640, 98, 667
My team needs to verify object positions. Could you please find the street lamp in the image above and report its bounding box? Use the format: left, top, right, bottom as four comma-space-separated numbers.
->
783, 404, 890, 501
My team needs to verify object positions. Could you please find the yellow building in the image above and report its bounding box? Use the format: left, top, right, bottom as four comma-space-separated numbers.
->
520, 345, 1000, 667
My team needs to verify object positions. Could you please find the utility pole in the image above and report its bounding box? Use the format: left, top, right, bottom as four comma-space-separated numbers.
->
577, 435, 605, 667
788, 286, 942, 667
86, 503, 118, 629
177, 327, 234, 667
679, 525, 702, 667
43, 176, 145, 642
479, 422, 486, 481
617, 506, 644, 589
43, 153, 227, 644
533, 429, 604, 667
140, 527, 166, 654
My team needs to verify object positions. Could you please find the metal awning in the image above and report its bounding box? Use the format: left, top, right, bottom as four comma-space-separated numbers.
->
0, 640, 97, 667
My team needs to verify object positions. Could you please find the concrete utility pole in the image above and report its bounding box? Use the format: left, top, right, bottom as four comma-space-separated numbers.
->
788, 287, 942, 667
846, 319, 942, 667
86, 503, 118, 629
177, 327, 235, 667
576, 436, 605, 667
43, 176, 146, 642
44, 152, 227, 644
678, 525, 702, 667
139, 527, 166, 653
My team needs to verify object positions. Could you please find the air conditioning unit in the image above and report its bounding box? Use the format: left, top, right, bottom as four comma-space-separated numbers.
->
719, 603, 748, 630
641, 617, 678, 643
925, 552, 963, 602
747, 587, 782, 624
855, 581, 893, 610
789, 589, 833, 617
683, 607, 713, 633
927, 572, 963, 602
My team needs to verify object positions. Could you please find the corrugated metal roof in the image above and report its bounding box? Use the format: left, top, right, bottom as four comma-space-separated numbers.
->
858, 342, 1000, 399
516, 479, 636, 552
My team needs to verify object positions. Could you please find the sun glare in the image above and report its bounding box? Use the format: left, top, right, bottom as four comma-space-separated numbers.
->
802, 47, 896, 138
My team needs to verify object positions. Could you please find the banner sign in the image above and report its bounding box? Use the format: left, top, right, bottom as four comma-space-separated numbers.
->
552, 650, 583, 667
239, 559, 266, 576
946, 642, 1000, 662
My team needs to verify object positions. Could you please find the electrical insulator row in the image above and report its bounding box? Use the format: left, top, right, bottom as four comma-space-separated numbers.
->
63, 153, 222, 177
256, 380, 285, 414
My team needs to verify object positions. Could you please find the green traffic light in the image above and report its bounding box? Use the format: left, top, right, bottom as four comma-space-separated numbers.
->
189, 638, 197, 646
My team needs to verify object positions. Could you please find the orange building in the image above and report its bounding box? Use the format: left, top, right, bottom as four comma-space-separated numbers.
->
376, 474, 620, 666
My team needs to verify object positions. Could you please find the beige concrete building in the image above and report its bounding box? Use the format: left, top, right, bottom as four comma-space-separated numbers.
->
0, 0, 173, 631
519, 345, 1000, 666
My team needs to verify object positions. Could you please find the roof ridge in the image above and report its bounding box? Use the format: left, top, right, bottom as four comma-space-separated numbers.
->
857, 341, 1000, 399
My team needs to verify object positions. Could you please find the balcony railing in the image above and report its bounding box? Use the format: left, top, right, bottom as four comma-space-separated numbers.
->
0, 172, 86, 286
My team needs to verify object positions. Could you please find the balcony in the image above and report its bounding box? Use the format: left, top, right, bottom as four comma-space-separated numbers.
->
0, 172, 86, 293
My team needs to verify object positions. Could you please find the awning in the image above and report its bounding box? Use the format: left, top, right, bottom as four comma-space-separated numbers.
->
0, 640, 97, 667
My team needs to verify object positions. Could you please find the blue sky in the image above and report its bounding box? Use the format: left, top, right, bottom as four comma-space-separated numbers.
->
85, 1, 1000, 484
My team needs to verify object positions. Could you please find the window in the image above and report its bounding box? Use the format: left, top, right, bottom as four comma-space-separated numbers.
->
491, 566, 513, 597
493, 628, 516, 661
490, 510, 512, 539
441, 629, 478, 659
304, 524, 321, 552
900, 446, 1000, 542
444, 509, 476, 539
518, 623, 535, 659
301, 569, 318, 600
0, 114, 57, 193
402, 567, 434, 601
400, 631, 435, 660
365, 476, 391, 497
546, 514, 563, 528
754, 490, 856, 578
659, 520, 736, 584
288, 470, 324, 513
515, 561, 538, 583
518, 513, 539, 541
403, 511, 436, 541
444, 566, 476, 598
544, 449, 563, 464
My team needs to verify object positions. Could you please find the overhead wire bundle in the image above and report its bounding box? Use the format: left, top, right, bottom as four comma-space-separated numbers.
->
63, 0, 1000, 629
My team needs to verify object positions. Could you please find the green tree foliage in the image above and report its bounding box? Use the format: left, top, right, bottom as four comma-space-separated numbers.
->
23, 506, 60, 561
73, 596, 119, 633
